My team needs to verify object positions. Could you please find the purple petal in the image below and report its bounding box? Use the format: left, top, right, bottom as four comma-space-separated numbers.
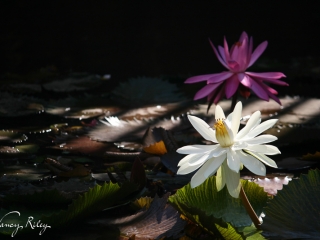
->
246, 72, 286, 79
225, 74, 240, 98
239, 31, 248, 42
194, 82, 223, 100
185, 73, 223, 83
264, 85, 278, 95
207, 71, 234, 84
227, 60, 240, 72
268, 91, 281, 105
230, 42, 240, 60
209, 38, 229, 69
258, 83, 282, 105
238, 73, 252, 87
237, 37, 249, 70
223, 36, 230, 61
262, 78, 289, 86
248, 41, 268, 67
247, 36, 253, 65
218, 46, 227, 63
248, 77, 269, 101
213, 83, 226, 104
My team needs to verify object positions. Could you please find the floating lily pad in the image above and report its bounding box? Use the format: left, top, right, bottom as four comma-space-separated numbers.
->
0, 130, 28, 143
89, 193, 186, 239
89, 116, 190, 142
169, 176, 268, 228
261, 169, 320, 239
0, 92, 45, 116
46, 107, 114, 119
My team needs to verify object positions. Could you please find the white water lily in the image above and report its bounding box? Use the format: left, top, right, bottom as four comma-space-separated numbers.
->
177, 101, 279, 198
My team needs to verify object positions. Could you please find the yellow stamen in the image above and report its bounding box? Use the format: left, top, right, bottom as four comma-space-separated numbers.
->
214, 119, 233, 147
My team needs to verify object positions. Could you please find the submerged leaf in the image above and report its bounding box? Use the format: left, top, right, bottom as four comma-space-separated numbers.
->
261, 169, 320, 239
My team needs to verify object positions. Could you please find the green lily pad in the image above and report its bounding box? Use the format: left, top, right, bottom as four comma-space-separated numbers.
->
169, 176, 268, 228
261, 169, 320, 239
41, 181, 138, 228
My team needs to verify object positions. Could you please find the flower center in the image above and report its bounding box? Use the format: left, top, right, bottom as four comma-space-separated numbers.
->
234, 41, 242, 47
214, 119, 234, 148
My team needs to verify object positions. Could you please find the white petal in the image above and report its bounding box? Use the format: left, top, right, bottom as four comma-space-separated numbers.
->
244, 135, 277, 145
203, 154, 226, 178
226, 111, 233, 123
235, 111, 261, 140
245, 144, 281, 155
188, 115, 217, 142
244, 150, 278, 168
238, 151, 266, 176
211, 145, 227, 157
231, 101, 242, 136
177, 160, 204, 175
216, 164, 226, 191
177, 144, 217, 154
225, 166, 241, 198
232, 141, 248, 150
190, 157, 216, 188
177, 154, 197, 167
215, 105, 225, 120
224, 120, 234, 141
246, 119, 278, 139
226, 149, 241, 172
189, 152, 210, 166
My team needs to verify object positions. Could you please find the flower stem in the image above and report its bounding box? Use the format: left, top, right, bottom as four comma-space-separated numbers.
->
231, 91, 238, 112
239, 185, 261, 229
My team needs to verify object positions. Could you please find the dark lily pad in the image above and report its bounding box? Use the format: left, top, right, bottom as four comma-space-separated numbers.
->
42, 73, 104, 92
0, 130, 28, 143
261, 169, 320, 239
89, 116, 190, 142
0, 92, 45, 116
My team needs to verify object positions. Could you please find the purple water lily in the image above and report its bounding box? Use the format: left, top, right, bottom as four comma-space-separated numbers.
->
185, 32, 288, 108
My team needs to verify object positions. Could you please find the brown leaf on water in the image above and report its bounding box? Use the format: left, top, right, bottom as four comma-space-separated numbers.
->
58, 164, 91, 178
45, 158, 91, 178
131, 196, 153, 210
143, 141, 167, 155
142, 127, 178, 154
130, 158, 147, 189
90, 193, 186, 239
302, 151, 320, 161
